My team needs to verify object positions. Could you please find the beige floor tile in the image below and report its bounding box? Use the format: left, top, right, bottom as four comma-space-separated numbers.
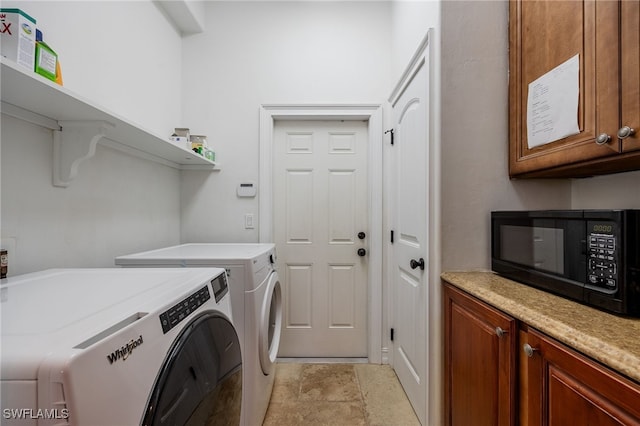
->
263, 401, 366, 426
299, 364, 361, 402
270, 363, 303, 403
354, 364, 420, 426
264, 362, 420, 426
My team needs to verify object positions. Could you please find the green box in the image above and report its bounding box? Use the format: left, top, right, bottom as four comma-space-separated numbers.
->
34, 40, 57, 81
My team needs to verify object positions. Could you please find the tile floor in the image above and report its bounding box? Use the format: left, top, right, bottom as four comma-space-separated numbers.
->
263, 362, 421, 426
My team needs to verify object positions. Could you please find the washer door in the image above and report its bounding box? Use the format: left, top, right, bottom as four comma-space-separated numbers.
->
142, 312, 242, 426
258, 272, 282, 376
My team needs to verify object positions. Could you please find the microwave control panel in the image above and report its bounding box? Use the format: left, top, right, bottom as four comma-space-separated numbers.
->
587, 221, 618, 291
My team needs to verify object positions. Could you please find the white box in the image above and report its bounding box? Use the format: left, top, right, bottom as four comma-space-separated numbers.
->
169, 135, 189, 149
0, 9, 36, 71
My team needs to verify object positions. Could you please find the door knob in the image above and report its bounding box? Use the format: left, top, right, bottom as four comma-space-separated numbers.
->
358, 232, 366, 240
357, 248, 366, 257
410, 258, 425, 270
618, 126, 636, 139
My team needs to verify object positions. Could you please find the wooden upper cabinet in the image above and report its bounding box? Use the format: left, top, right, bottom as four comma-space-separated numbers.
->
509, 0, 640, 178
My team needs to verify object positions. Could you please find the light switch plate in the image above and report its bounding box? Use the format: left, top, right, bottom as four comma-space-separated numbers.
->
245, 214, 254, 229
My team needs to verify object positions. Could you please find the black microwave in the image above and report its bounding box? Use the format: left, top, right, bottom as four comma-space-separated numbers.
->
491, 210, 640, 317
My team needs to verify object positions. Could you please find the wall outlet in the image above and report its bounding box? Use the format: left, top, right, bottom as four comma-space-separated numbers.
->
245, 214, 254, 229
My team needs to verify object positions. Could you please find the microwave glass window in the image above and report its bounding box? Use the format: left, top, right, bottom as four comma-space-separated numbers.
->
500, 225, 565, 274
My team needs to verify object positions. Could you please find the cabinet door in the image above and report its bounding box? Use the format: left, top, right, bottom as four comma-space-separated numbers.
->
621, 0, 640, 153
509, 0, 621, 176
444, 284, 517, 426
520, 326, 640, 426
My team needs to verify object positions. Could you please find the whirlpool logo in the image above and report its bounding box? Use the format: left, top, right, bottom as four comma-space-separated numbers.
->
107, 335, 143, 364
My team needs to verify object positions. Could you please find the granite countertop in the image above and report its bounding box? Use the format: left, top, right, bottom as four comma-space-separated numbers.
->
441, 271, 640, 384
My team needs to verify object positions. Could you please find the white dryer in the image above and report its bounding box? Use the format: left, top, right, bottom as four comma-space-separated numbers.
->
1, 267, 242, 426
115, 244, 282, 426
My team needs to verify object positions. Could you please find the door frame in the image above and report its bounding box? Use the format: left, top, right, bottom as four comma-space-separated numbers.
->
259, 104, 383, 364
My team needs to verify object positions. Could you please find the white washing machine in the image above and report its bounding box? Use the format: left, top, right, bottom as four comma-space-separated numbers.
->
115, 243, 282, 426
1, 267, 242, 426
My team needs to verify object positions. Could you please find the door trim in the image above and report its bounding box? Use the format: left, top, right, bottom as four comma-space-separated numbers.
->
259, 104, 383, 364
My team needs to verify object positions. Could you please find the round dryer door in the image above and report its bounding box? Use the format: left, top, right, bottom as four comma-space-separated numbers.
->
143, 312, 242, 426
259, 272, 282, 376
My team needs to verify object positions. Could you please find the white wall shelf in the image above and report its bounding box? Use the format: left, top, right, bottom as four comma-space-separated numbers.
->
0, 58, 217, 187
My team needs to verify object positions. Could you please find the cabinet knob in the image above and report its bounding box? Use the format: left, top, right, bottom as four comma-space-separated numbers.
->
595, 133, 611, 145
617, 126, 636, 140
495, 327, 507, 338
357, 248, 367, 257
523, 343, 538, 358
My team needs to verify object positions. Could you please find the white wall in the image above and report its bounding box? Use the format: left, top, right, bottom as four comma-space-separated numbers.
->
391, 0, 440, 83
1, 0, 184, 275
571, 171, 640, 209
180, 1, 392, 242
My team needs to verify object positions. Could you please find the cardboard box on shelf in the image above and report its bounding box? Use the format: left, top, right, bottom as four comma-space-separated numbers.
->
0, 9, 36, 71
190, 135, 208, 156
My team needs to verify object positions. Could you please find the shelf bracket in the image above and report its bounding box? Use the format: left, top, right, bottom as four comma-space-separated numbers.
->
53, 120, 115, 187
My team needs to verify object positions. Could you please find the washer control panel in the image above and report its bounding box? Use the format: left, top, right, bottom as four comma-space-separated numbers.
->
159, 285, 211, 334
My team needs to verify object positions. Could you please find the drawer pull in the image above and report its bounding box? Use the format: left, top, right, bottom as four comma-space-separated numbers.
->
523, 343, 538, 358
617, 126, 636, 140
495, 327, 507, 338
595, 133, 611, 145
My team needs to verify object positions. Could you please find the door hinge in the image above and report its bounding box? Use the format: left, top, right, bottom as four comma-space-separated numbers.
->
384, 129, 394, 145
390, 230, 394, 244
390, 328, 395, 341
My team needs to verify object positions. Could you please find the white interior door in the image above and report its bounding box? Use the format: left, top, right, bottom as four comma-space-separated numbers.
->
273, 120, 369, 357
391, 41, 430, 425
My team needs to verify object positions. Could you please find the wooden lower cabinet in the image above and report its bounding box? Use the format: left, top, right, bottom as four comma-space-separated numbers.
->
444, 284, 517, 426
444, 282, 640, 426
520, 325, 640, 426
